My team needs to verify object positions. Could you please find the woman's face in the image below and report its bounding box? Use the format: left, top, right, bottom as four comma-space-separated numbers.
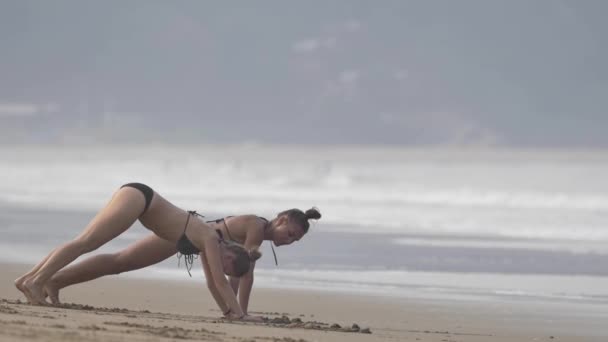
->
221, 249, 237, 276
272, 217, 305, 246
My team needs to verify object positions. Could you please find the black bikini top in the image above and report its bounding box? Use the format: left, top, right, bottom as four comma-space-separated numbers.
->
176, 212, 279, 277
210, 216, 278, 266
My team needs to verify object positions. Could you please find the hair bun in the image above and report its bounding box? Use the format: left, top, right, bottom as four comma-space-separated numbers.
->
304, 207, 321, 220
248, 248, 262, 261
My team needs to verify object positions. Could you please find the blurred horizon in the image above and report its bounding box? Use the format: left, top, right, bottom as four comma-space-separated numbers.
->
1, 1, 607, 147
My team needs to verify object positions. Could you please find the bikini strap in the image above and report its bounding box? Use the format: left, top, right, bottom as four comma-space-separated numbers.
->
207, 214, 279, 266
183, 210, 205, 231
259, 216, 278, 267
177, 210, 204, 277
183, 211, 192, 234
215, 229, 225, 241
222, 217, 235, 241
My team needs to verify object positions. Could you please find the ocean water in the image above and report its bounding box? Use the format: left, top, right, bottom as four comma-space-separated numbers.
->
1, 144, 608, 303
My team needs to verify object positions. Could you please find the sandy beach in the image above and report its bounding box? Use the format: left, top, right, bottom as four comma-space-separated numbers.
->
1, 263, 606, 342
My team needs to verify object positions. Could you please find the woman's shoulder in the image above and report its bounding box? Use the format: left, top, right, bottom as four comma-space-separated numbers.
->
230, 215, 266, 242
235, 214, 268, 228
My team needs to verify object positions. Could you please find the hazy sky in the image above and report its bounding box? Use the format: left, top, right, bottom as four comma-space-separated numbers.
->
0, 1, 607, 146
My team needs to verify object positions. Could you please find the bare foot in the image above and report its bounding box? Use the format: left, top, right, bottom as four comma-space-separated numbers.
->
43, 279, 61, 305
23, 278, 49, 306
14, 276, 36, 304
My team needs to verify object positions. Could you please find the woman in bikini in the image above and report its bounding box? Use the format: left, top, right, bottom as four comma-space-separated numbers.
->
14, 183, 321, 319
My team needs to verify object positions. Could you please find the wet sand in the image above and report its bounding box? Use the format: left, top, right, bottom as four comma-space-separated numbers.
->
1, 263, 605, 341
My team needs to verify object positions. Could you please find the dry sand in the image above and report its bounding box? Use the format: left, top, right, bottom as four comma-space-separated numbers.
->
0, 263, 604, 341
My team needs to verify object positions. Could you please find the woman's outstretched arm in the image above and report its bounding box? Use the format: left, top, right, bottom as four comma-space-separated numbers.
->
199, 253, 229, 315
201, 239, 245, 317
230, 276, 239, 295
237, 264, 255, 314
235, 225, 264, 314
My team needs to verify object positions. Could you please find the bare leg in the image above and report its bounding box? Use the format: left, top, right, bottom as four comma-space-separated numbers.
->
20, 187, 146, 305
44, 234, 176, 304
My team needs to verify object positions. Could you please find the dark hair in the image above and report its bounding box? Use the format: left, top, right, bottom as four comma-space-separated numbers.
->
278, 207, 321, 234
224, 242, 262, 277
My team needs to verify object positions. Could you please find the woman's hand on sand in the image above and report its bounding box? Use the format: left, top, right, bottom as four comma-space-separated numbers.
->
223, 311, 243, 320
240, 314, 263, 322
223, 312, 262, 322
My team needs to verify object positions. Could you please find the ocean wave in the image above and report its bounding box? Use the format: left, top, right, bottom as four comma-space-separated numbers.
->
121, 266, 608, 304
2, 145, 607, 241
393, 237, 608, 254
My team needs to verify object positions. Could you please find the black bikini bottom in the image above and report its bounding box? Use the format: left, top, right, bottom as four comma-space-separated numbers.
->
177, 231, 201, 255
120, 182, 154, 214
176, 211, 203, 256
